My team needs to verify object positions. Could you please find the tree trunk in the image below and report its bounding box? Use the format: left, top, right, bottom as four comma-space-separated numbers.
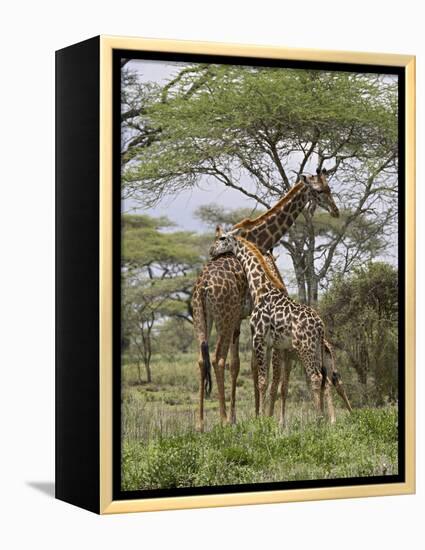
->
140, 334, 152, 383
293, 262, 307, 304
311, 276, 319, 306
143, 318, 153, 383
144, 359, 152, 383
137, 359, 142, 385
306, 271, 319, 306
304, 213, 316, 306
139, 312, 154, 384
296, 274, 307, 303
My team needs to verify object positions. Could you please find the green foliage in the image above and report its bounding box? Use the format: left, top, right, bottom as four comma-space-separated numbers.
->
123, 67, 397, 197
122, 408, 398, 490
321, 262, 398, 335
154, 318, 196, 357
320, 262, 398, 403
122, 214, 206, 382
122, 214, 204, 270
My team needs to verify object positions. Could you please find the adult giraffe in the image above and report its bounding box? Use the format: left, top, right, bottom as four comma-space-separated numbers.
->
192, 168, 339, 431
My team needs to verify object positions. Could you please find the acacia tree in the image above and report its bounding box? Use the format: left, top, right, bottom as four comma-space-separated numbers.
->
121, 64, 398, 304
124, 277, 195, 383
122, 214, 205, 382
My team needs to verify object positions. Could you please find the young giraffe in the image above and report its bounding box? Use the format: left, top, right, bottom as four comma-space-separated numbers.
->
192, 168, 339, 431
261, 250, 352, 425
210, 234, 332, 419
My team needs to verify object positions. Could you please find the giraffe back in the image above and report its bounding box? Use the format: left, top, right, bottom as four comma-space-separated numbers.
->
191, 253, 248, 341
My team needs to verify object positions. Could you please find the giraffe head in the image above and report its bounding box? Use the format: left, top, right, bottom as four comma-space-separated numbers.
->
301, 168, 339, 218
210, 228, 238, 258
208, 225, 228, 257
210, 232, 285, 294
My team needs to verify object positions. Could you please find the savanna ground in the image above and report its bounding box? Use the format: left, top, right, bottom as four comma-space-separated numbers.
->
121, 350, 398, 491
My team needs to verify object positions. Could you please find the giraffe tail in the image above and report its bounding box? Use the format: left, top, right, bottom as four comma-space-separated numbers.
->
324, 340, 353, 413
320, 339, 327, 390
331, 371, 353, 413
201, 341, 212, 397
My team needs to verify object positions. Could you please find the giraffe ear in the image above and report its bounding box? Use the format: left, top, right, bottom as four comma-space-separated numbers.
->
215, 225, 223, 239
316, 167, 328, 176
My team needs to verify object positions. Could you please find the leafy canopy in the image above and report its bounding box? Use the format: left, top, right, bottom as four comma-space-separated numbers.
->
123, 65, 397, 202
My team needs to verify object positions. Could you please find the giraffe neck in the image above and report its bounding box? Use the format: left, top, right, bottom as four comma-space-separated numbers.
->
234, 238, 284, 303
263, 252, 288, 296
235, 182, 310, 251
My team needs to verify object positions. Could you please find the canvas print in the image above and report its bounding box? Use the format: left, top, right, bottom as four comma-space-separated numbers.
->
118, 55, 401, 493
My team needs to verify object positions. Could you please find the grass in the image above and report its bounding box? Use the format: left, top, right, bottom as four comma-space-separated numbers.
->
121, 353, 399, 491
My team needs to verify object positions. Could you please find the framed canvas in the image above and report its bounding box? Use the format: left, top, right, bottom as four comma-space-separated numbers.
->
55, 35, 415, 514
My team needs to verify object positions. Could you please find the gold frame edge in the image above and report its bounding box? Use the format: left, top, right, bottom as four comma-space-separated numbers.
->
99, 36, 416, 515
99, 36, 114, 513
404, 57, 416, 495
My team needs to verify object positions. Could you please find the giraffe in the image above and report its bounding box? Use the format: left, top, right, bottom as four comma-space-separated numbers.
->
210, 234, 333, 420
257, 248, 352, 425
192, 168, 339, 431
191, 252, 247, 430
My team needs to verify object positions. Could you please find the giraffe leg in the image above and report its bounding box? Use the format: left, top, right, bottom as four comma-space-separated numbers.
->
253, 336, 268, 416
228, 326, 241, 425
320, 343, 336, 423
212, 336, 230, 425
324, 378, 336, 424
251, 352, 260, 417
279, 351, 293, 428
319, 376, 325, 416
299, 349, 324, 420
322, 343, 336, 423
192, 283, 214, 431
310, 371, 324, 419
268, 348, 283, 417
